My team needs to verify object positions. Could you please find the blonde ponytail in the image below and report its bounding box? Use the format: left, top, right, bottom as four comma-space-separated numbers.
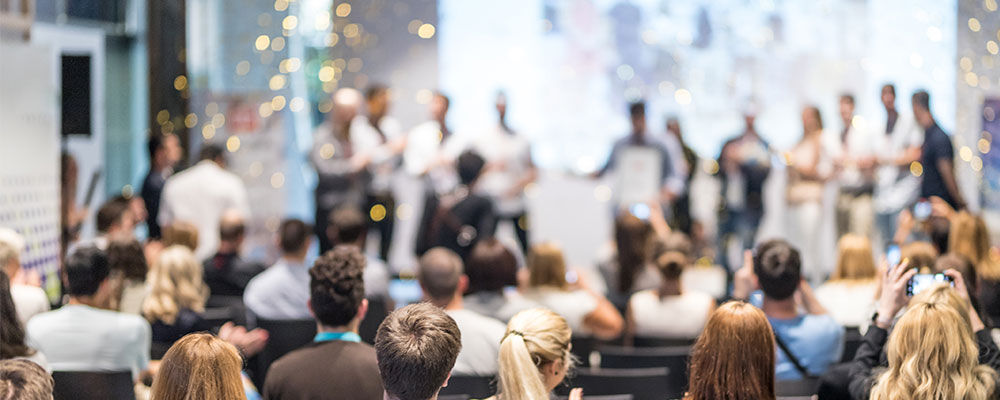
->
496, 308, 573, 400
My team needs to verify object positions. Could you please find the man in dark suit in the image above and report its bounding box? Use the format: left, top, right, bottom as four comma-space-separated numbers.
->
141, 133, 181, 239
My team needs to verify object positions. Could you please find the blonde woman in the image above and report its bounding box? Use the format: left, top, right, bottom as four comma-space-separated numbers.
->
498, 243, 623, 339
949, 211, 1000, 326
142, 245, 210, 346
151, 333, 245, 400
814, 234, 879, 329
488, 308, 582, 400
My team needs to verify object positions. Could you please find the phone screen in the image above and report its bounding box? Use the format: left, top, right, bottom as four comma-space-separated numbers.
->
907, 273, 954, 296
913, 200, 932, 221
629, 203, 650, 220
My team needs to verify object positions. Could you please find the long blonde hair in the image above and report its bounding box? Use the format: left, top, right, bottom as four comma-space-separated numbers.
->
497, 308, 573, 400
870, 285, 997, 400
142, 245, 208, 324
150, 333, 245, 400
830, 234, 876, 281
949, 211, 1000, 280
527, 243, 568, 290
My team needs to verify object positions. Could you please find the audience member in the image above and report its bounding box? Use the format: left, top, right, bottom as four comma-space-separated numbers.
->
416, 151, 496, 260
685, 301, 775, 400
627, 233, 714, 340
500, 243, 623, 339
142, 245, 211, 346
0, 359, 54, 400
375, 303, 462, 400
491, 308, 582, 400
0, 271, 47, 369
67, 196, 137, 254
244, 219, 314, 320
949, 211, 1000, 327
735, 240, 843, 380
150, 333, 246, 400
142, 133, 182, 239
901, 240, 938, 272
463, 238, 518, 320
106, 238, 149, 315
162, 221, 199, 251
417, 247, 505, 376
0, 231, 49, 326
263, 246, 383, 400
27, 246, 151, 378
935, 253, 980, 312
814, 233, 879, 329
203, 210, 265, 298
159, 144, 251, 259
326, 207, 390, 301
599, 211, 658, 308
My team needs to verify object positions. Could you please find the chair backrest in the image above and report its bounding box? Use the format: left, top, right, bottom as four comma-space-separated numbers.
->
840, 327, 863, 362
251, 318, 317, 386
571, 336, 598, 367
52, 371, 135, 400
438, 375, 497, 399
596, 345, 690, 399
776, 378, 820, 397
554, 395, 634, 400
631, 336, 696, 347
556, 367, 671, 400
359, 296, 390, 345
437, 395, 469, 400
681, 265, 727, 299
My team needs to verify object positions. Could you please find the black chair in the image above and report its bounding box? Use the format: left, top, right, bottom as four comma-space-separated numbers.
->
437, 395, 469, 400
596, 345, 690, 399
201, 306, 237, 331
776, 378, 820, 397
555, 395, 634, 400
556, 367, 671, 400
251, 318, 317, 387
571, 336, 598, 367
631, 336, 696, 347
438, 375, 497, 399
840, 327, 863, 362
52, 371, 135, 400
359, 295, 390, 345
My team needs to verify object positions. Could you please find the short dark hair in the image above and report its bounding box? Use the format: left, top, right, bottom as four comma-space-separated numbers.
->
928, 216, 950, 253
278, 219, 311, 254
96, 196, 130, 233
376, 303, 461, 400
328, 207, 366, 245
64, 246, 110, 297
0, 359, 54, 400
881, 83, 896, 96
106, 238, 148, 281
465, 238, 517, 294
148, 133, 170, 160
753, 240, 801, 301
629, 101, 646, 118
199, 143, 226, 162
911, 90, 930, 111
839, 94, 855, 105
457, 151, 485, 186
219, 218, 246, 243
417, 248, 464, 301
365, 84, 388, 101
309, 245, 365, 327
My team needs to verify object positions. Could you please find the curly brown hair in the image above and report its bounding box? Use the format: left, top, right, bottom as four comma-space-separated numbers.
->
309, 245, 366, 327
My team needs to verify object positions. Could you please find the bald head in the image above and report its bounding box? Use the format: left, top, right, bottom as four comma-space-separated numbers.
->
417, 248, 464, 304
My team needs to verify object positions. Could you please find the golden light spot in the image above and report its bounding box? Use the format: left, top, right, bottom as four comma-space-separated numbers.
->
988, 0, 999, 12
704, 160, 720, 174
347, 58, 363, 72
335, 3, 351, 17
369, 204, 387, 222
517, 215, 529, 231
274, 0, 288, 12
271, 37, 286, 52
121, 185, 133, 198
236, 60, 251, 76
851, 115, 865, 130
258, 102, 274, 118
173, 75, 187, 91
343, 23, 360, 38
318, 65, 336, 82
271, 95, 287, 111
978, 138, 991, 154
909, 161, 923, 177
315, 11, 331, 30
212, 113, 225, 128
988, 41, 999, 55
674, 88, 692, 105
960, 146, 974, 162
270, 172, 285, 188
269, 74, 287, 90
594, 185, 612, 203
202, 124, 216, 139
184, 113, 198, 128
249, 161, 263, 177
226, 136, 241, 152
971, 156, 983, 172
287, 57, 302, 72
289, 97, 306, 112
161, 121, 174, 134
255, 35, 270, 51
960, 57, 973, 71
417, 23, 435, 39
282, 15, 298, 30
969, 18, 981, 32
205, 102, 219, 116
319, 143, 335, 159
407, 19, 423, 34
415, 89, 432, 104
396, 203, 413, 221
966, 72, 979, 87
318, 100, 334, 113
325, 33, 340, 46
156, 109, 170, 125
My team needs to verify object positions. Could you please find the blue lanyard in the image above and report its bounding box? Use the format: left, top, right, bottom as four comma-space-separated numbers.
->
314, 331, 362, 343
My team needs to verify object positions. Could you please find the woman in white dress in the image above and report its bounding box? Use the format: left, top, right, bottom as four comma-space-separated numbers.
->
786, 106, 832, 286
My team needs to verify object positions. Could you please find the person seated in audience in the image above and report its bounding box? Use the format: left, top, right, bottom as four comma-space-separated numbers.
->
901, 240, 938, 272
0, 359, 54, 400
0, 230, 49, 326
598, 210, 659, 310
27, 246, 151, 379
499, 242, 623, 339
263, 246, 384, 400
203, 210, 265, 298
489, 308, 583, 400
107, 238, 149, 315
142, 245, 212, 346
162, 221, 200, 251
326, 207, 390, 302
814, 233, 879, 330
848, 269, 998, 400
935, 253, 980, 312
1, 271, 47, 369
244, 219, 314, 320
417, 247, 505, 376
685, 301, 775, 400
733, 239, 843, 380
376, 303, 463, 400
150, 333, 248, 400
89, 195, 140, 250
415, 150, 496, 260
949, 211, 1000, 328
627, 233, 714, 341
463, 238, 518, 320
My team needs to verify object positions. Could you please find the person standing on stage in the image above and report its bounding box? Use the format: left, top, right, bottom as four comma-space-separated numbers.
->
470, 92, 537, 254
873, 84, 922, 248
352, 84, 406, 261
715, 108, 771, 272
787, 106, 832, 285
663, 117, 699, 236
912, 90, 966, 210
404, 92, 465, 195
829, 94, 876, 239
311, 88, 370, 254
593, 102, 674, 205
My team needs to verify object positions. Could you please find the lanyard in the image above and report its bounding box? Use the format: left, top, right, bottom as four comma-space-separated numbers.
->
314, 331, 362, 343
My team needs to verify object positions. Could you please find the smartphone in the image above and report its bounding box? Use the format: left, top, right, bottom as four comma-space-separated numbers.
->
629, 203, 650, 220
886, 245, 901, 269
913, 200, 932, 221
906, 273, 954, 296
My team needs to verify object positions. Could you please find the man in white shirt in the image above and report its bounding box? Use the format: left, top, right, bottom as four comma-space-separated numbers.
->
27, 246, 151, 378
244, 219, 314, 320
0, 229, 49, 326
417, 247, 505, 376
828, 94, 876, 239
873, 84, 923, 248
158, 144, 250, 260
404, 92, 466, 195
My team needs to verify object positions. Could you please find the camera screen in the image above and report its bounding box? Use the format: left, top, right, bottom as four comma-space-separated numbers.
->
908, 273, 953, 296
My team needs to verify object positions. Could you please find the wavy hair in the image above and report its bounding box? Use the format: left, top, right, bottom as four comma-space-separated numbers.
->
497, 308, 574, 400
830, 234, 876, 281
151, 333, 245, 400
686, 301, 775, 400
949, 211, 1000, 280
142, 245, 208, 325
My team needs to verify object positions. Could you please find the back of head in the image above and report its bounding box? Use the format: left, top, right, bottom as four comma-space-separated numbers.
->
614, 212, 653, 293
0, 271, 34, 360
162, 221, 199, 251
96, 196, 131, 234
279, 218, 312, 255
688, 301, 775, 400
64, 246, 110, 297
527, 242, 568, 290
935, 253, 978, 298
199, 143, 225, 164
628, 101, 645, 118
948, 211, 1000, 279
457, 151, 486, 186
143, 245, 207, 324
0, 228, 25, 268
901, 241, 938, 272
376, 303, 461, 400
417, 247, 464, 303
309, 245, 365, 328
911, 90, 931, 111
465, 238, 517, 294
872, 292, 997, 400
497, 308, 573, 400
653, 250, 688, 282
928, 216, 951, 253
328, 207, 366, 246
831, 234, 876, 281
150, 333, 245, 400
753, 240, 801, 300
0, 359, 54, 400
148, 133, 166, 161
107, 237, 148, 281
218, 210, 246, 244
